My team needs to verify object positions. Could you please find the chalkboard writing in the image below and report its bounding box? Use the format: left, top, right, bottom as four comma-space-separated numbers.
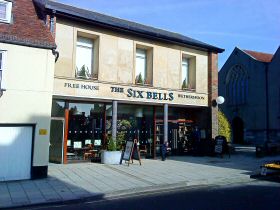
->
214, 135, 230, 158
120, 139, 141, 166
214, 139, 223, 154
122, 141, 134, 161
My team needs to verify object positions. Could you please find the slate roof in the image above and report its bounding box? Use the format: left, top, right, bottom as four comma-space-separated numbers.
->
34, 0, 224, 53
243, 49, 273, 63
0, 0, 56, 49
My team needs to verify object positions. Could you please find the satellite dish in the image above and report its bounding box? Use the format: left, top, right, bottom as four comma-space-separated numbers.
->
216, 96, 225, 105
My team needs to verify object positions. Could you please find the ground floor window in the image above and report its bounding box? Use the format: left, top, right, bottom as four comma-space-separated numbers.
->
67, 102, 104, 162
49, 99, 210, 164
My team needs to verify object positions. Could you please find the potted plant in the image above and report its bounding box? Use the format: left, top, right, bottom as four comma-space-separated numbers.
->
135, 73, 144, 85
100, 135, 122, 164
101, 120, 131, 164
182, 78, 187, 89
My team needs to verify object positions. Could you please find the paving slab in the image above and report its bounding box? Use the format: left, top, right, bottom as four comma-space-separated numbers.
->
1, 150, 280, 209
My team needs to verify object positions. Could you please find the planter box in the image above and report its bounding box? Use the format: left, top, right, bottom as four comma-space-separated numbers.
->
100, 150, 122, 165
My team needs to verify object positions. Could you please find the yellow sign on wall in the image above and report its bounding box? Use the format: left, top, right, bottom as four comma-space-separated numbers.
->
39, 129, 47, 135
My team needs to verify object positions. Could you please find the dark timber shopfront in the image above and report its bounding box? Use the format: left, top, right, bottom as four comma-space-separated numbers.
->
49, 80, 210, 164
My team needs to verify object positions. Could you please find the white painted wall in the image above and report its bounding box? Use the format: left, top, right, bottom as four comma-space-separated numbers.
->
0, 43, 55, 166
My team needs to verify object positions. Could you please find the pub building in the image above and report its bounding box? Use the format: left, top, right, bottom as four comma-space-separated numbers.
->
35, 0, 224, 163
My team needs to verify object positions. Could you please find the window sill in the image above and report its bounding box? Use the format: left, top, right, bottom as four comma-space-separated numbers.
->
182, 88, 196, 92
75, 76, 98, 81
0, 20, 11, 24
135, 83, 153, 87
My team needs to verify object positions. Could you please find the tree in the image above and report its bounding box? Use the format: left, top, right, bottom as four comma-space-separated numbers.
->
218, 110, 232, 142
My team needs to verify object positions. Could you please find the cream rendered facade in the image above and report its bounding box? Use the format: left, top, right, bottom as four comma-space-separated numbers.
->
38, 0, 223, 163
54, 19, 209, 104
0, 43, 55, 169
55, 19, 208, 94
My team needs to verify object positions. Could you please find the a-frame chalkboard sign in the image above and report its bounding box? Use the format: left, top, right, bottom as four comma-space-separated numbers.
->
120, 139, 141, 166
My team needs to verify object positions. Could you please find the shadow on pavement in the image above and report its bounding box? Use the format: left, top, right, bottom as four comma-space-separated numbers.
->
167, 145, 280, 176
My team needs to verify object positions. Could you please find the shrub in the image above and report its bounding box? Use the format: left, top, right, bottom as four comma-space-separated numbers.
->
107, 136, 117, 151
218, 110, 232, 142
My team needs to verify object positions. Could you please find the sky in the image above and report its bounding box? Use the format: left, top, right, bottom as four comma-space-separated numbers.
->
57, 0, 280, 69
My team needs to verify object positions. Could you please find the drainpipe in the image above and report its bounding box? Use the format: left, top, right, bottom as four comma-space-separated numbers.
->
265, 63, 269, 142
52, 49, 59, 62
50, 10, 56, 36
49, 10, 59, 62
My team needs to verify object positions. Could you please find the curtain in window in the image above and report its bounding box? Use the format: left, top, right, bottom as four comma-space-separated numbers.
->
182, 57, 189, 88
0, 51, 6, 90
135, 49, 146, 83
76, 37, 93, 78
0, 3, 7, 19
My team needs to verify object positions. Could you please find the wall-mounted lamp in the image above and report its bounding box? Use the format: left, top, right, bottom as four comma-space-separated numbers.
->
212, 96, 225, 107
216, 96, 225, 105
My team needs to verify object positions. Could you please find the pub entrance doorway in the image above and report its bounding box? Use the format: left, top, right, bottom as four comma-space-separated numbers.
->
232, 117, 244, 144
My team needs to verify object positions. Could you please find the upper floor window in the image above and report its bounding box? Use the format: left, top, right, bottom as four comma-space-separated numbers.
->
181, 54, 195, 90
135, 46, 153, 85
0, 0, 12, 23
135, 48, 146, 84
181, 57, 189, 89
226, 65, 248, 106
76, 36, 98, 79
0, 50, 6, 90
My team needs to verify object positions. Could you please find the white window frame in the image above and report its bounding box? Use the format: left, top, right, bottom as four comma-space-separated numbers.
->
181, 56, 189, 89
0, 0, 12, 23
135, 48, 147, 84
0, 50, 7, 90
75, 36, 94, 79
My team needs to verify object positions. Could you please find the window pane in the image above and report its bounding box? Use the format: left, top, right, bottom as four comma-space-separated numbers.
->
76, 37, 93, 78
51, 100, 65, 117
0, 4, 6, 19
77, 37, 93, 48
136, 49, 146, 58
76, 46, 92, 71
0, 52, 2, 70
182, 57, 189, 87
136, 49, 146, 82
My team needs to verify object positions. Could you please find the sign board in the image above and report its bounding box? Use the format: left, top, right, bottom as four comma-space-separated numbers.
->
214, 140, 223, 154
214, 135, 228, 156
39, 129, 47, 135
53, 78, 208, 106
120, 139, 141, 166
122, 140, 134, 161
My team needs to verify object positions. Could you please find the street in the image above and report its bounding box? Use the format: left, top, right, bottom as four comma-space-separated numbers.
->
18, 181, 280, 210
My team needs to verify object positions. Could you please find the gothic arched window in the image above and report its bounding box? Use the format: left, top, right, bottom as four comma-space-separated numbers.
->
226, 65, 248, 105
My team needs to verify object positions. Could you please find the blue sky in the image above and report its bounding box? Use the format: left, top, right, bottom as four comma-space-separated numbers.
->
57, 0, 280, 69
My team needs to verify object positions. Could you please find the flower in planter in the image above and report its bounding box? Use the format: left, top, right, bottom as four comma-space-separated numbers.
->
135, 73, 144, 84
107, 135, 117, 151
106, 120, 131, 151
76, 65, 92, 79
182, 78, 188, 89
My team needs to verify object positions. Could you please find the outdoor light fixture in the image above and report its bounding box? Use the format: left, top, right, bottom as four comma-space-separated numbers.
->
216, 96, 225, 105
212, 96, 225, 107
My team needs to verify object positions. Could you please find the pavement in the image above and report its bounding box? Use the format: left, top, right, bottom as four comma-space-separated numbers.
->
1, 146, 280, 209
